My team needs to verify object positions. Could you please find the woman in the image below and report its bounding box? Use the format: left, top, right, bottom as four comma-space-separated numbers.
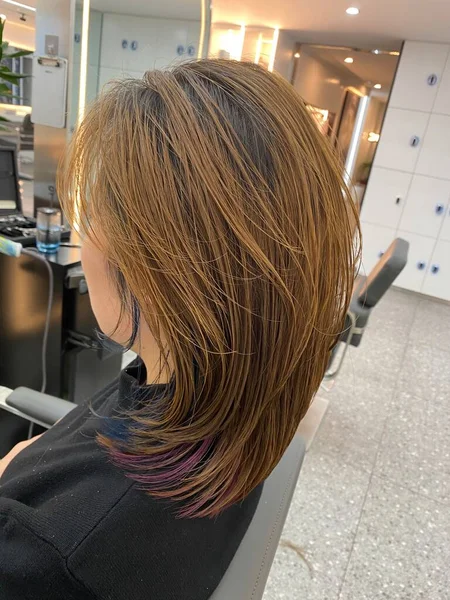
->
0, 60, 358, 599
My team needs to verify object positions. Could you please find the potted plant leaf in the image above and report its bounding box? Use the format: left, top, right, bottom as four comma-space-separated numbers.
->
0, 17, 33, 124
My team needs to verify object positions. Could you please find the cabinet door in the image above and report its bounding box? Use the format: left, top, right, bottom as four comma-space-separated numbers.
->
433, 53, 450, 115
360, 222, 398, 276
398, 175, 450, 238
389, 42, 449, 112
416, 114, 450, 180
421, 240, 450, 300
394, 231, 436, 293
374, 108, 429, 173
361, 168, 411, 229
439, 205, 450, 242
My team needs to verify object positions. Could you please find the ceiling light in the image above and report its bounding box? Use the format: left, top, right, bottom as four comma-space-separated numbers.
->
294, 52, 301, 58
346, 7, 360, 15
368, 132, 380, 143
344, 57, 354, 64
389, 51, 400, 56
374, 83, 382, 89
372, 49, 381, 55
2, 0, 36, 11
0, 13, 6, 20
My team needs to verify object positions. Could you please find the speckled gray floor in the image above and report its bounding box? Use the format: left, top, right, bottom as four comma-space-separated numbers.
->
263, 287, 450, 600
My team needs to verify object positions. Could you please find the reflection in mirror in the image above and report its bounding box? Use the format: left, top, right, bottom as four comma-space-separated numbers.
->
0, 10, 36, 214
209, 24, 279, 71
208, 17, 400, 207
70, 0, 209, 133
292, 45, 399, 204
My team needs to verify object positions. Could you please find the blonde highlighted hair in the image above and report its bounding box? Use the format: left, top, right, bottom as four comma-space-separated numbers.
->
58, 59, 359, 517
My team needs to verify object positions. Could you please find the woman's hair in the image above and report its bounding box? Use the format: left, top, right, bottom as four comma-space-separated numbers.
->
58, 59, 360, 517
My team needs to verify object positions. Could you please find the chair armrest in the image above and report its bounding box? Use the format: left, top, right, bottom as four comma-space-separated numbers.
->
6, 387, 76, 428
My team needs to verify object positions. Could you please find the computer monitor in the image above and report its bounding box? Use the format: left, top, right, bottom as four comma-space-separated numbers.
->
0, 146, 22, 215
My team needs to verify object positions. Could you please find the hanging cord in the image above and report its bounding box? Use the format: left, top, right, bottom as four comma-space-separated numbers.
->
22, 249, 54, 438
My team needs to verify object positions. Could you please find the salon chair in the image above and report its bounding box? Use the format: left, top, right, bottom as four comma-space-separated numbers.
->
326, 237, 409, 378
1, 387, 306, 600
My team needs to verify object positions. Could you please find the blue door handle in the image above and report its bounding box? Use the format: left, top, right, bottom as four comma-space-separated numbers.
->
435, 204, 444, 215
417, 261, 426, 270
431, 265, 440, 274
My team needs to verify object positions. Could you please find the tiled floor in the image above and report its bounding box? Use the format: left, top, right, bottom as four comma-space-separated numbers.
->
264, 287, 450, 600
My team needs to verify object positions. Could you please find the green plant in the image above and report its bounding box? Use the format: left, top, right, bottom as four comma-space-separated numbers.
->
0, 18, 33, 122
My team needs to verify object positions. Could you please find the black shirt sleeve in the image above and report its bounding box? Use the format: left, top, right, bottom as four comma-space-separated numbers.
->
0, 505, 96, 600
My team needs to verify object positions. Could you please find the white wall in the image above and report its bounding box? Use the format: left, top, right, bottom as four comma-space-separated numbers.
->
273, 30, 295, 82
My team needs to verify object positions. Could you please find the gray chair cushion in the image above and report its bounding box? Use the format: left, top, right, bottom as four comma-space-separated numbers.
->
210, 434, 306, 599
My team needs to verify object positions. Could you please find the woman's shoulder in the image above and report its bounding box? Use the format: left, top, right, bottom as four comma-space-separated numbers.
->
1, 410, 262, 599
66, 480, 263, 599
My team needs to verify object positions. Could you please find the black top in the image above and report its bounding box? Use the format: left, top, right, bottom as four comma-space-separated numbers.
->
0, 360, 262, 600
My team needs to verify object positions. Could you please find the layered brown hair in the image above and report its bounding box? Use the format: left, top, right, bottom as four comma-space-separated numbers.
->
58, 59, 360, 517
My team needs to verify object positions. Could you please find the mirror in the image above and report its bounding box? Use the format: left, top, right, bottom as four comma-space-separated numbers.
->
69, 0, 210, 133
207, 13, 400, 205
291, 45, 399, 204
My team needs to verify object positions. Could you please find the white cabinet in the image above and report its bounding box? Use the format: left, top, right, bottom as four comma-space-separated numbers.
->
360, 41, 450, 301
100, 14, 198, 74
98, 66, 144, 90
187, 21, 201, 50
439, 206, 450, 242
415, 114, 450, 180
421, 240, 450, 300
360, 222, 397, 276
389, 42, 449, 113
394, 231, 436, 293
361, 168, 411, 229
433, 53, 450, 115
374, 108, 429, 173
398, 175, 450, 238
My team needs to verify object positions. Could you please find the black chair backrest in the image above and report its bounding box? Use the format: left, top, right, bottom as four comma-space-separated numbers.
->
357, 238, 409, 309
210, 434, 306, 599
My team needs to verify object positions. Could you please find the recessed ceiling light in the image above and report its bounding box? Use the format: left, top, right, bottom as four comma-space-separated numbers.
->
344, 57, 354, 64
346, 7, 360, 15
294, 52, 301, 58
374, 83, 382, 89
0, 14, 6, 20
372, 49, 381, 55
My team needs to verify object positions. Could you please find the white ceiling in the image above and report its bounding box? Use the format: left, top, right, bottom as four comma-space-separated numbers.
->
213, 0, 450, 50
1, 0, 36, 28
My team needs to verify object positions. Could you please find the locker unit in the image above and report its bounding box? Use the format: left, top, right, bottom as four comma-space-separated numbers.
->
361, 41, 450, 301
